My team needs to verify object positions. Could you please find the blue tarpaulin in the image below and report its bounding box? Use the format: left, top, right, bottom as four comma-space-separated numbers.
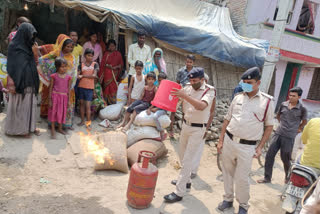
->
48, 0, 269, 68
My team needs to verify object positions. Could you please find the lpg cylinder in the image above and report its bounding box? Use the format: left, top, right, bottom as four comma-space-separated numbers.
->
127, 151, 158, 209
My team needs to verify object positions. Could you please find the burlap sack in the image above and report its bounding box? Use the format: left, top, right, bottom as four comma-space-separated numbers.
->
127, 140, 168, 166
93, 131, 129, 173
126, 125, 161, 147
99, 103, 124, 121
133, 110, 171, 128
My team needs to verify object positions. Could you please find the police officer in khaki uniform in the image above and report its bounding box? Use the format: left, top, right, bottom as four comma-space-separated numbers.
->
164, 67, 216, 203
217, 67, 274, 214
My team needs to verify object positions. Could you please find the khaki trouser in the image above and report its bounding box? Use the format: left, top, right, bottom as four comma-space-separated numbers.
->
191, 141, 205, 174
175, 123, 206, 197
221, 133, 256, 210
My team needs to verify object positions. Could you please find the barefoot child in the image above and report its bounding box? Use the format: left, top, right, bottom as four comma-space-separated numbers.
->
118, 71, 157, 131
146, 72, 168, 140
91, 77, 106, 119
77, 48, 98, 128
127, 60, 145, 106
48, 57, 72, 139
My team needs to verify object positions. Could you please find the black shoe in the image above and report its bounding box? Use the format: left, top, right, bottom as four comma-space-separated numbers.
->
190, 173, 197, 179
238, 206, 247, 214
218, 200, 233, 211
164, 192, 183, 203
171, 180, 191, 189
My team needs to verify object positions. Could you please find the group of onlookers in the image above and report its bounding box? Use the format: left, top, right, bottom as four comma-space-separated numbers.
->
2, 16, 320, 214
3, 17, 169, 139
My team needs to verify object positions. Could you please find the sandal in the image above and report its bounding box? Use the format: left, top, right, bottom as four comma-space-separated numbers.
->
34, 129, 41, 136
257, 179, 271, 184
169, 131, 174, 138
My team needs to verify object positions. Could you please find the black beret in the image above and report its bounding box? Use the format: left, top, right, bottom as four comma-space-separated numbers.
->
188, 67, 204, 79
241, 67, 261, 80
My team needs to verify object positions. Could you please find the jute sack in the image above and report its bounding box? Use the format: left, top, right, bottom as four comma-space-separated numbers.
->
94, 131, 129, 173
116, 82, 128, 104
133, 110, 171, 128
127, 140, 168, 166
126, 125, 160, 148
99, 103, 124, 121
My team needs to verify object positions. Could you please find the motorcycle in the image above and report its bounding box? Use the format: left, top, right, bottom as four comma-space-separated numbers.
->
282, 163, 320, 214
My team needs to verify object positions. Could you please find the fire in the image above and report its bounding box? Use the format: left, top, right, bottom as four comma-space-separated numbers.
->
85, 121, 92, 131
79, 127, 115, 166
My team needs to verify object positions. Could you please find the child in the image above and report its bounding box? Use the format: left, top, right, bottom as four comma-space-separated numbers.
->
48, 57, 71, 139
77, 48, 99, 128
118, 71, 157, 131
128, 60, 145, 106
146, 72, 168, 140
91, 77, 106, 119
0, 80, 8, 113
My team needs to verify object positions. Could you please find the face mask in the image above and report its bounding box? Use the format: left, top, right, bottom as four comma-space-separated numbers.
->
240, 80, 253, 92
191, 82, 202, 90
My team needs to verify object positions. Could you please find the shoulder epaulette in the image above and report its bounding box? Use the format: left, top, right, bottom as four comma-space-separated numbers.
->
261, 92, 273, 100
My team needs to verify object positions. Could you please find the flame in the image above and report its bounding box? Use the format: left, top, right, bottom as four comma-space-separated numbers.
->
78, 129, 115, 166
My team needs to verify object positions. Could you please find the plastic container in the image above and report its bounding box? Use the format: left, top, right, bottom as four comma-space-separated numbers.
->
151, 80, 181, 112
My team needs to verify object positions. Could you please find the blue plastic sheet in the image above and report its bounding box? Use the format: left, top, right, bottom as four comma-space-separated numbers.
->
72, 0, 269, 67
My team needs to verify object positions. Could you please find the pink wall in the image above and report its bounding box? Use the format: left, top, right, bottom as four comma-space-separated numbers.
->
297, 67, 315, 99
274, 60, 288, 102
247, 0, 304, 31
260, 28, 320, 59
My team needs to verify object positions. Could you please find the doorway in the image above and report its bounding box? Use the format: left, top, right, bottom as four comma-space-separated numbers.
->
276, 63, 302, 110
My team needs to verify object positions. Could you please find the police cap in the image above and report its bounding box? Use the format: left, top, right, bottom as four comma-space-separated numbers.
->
241, 67, 261, 80
188, 67, 204, 79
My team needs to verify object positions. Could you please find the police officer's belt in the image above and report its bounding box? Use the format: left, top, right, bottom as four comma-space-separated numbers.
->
226, 130, 256, 145
183, 119, 207, 128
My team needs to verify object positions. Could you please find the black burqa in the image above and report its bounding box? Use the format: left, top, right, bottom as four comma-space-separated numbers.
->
7, 23, 39, 94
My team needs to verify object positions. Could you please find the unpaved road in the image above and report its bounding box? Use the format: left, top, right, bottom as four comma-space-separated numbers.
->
0, 111, 288, 214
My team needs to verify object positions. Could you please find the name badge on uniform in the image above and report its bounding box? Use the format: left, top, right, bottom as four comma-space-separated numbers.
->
236, 103, 242, 106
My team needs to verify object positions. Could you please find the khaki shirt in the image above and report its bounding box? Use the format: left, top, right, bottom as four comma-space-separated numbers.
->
183, 83, 216, 124
225, 90, 274, 141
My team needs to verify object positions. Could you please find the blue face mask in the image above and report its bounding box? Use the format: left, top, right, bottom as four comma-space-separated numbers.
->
240, 80, 253, 92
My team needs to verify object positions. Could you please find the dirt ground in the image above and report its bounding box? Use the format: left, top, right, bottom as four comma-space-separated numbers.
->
0, 109, 291, 214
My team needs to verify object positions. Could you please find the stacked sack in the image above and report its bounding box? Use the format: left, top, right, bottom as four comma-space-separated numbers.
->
126, 110, 170, 166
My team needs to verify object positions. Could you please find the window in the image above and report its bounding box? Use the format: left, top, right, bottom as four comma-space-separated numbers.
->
307, 68, 320, 101
273, 0, 296, 24
296, 0, 316, 34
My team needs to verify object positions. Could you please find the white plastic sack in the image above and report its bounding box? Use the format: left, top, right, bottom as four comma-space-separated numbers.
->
126, 125, 160, 147
133, 110, 171, 129
99, 119, 111, 128
99, 103, 124, 121
116, 82, 128, 104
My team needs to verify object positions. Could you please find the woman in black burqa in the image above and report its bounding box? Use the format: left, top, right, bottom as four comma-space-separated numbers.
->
5, 22, 41, 137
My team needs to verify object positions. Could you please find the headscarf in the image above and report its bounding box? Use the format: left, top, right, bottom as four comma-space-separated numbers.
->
38, 34, 76, 88
153, 48, 166, 74
7, 23, 39, 94
143, 48, 166, 85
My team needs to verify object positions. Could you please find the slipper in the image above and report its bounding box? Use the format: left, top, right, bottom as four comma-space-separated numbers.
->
257, 179, 271, 184
169, 131, 174, 138
161, 133, 168, 141
34, 129, 41, 136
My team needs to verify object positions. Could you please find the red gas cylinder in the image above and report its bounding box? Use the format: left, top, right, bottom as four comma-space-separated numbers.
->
127, 151, 158, 209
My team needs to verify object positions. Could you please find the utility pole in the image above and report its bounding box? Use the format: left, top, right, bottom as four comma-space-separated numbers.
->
260, 0, 292, 93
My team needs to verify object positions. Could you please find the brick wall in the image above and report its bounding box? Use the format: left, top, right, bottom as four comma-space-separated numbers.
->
226, 0, 248, 35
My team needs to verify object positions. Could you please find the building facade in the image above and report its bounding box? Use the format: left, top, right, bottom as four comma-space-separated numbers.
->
228, 0, 320, 116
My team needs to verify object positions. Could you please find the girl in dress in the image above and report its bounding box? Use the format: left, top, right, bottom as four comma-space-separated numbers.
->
48, 57, 72, 139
